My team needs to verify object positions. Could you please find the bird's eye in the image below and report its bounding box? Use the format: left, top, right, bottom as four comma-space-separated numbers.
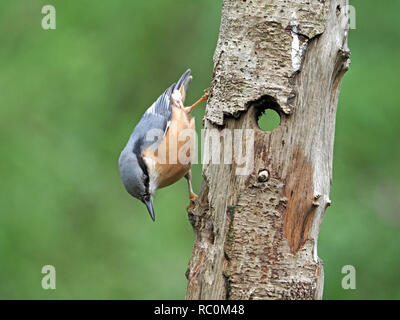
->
143, 194, 150, 202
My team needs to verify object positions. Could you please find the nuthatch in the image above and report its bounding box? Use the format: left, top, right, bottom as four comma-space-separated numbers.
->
118, 69, 208, 221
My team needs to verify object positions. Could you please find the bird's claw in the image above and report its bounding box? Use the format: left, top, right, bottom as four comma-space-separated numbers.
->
190, 192, 198, 202
186, 193, 198, 213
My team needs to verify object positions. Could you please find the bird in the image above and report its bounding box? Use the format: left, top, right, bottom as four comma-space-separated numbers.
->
118, 69, 209, 221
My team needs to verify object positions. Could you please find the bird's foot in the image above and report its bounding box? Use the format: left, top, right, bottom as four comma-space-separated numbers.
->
186, 192, 198, 212
190, 191, 198, 202
185, 89, 209, 113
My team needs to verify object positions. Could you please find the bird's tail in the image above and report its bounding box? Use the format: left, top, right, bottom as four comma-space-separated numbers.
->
174, 69, 192, 93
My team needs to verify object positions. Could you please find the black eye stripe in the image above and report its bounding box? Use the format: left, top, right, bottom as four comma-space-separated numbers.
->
132, 141, 150, 193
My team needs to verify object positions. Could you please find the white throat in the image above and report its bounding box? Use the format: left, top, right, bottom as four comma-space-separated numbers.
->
142, 156, 159, 195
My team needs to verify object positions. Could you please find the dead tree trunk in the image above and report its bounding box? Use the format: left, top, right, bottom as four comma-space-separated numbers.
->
186, 0, 350, 300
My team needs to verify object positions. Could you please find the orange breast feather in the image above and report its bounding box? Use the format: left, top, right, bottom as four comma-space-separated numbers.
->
143, 106, 195, 189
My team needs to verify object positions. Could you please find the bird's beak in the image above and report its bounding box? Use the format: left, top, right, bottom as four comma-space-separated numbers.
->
144, 196, 155, 221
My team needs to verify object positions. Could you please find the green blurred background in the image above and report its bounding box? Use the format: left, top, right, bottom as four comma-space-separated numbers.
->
0, 0, 398, 299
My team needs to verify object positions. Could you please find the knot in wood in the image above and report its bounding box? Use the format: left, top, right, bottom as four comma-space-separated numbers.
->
258, 170, 269, 183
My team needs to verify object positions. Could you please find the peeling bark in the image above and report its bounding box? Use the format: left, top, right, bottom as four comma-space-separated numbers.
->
186, 0, 350, 300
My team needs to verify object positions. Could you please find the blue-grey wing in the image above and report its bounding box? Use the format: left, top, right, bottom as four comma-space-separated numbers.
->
131, 84, 174, 155
130, 69, 192, 155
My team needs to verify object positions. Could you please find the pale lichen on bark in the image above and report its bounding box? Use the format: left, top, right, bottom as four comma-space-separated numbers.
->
206, 0, 330, 124
186, 0, 350, 300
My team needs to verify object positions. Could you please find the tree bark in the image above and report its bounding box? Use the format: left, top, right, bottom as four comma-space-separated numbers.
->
186, 0, 350, 300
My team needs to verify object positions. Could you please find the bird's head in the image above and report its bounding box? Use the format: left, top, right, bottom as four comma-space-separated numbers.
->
118, 149, 155, 221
